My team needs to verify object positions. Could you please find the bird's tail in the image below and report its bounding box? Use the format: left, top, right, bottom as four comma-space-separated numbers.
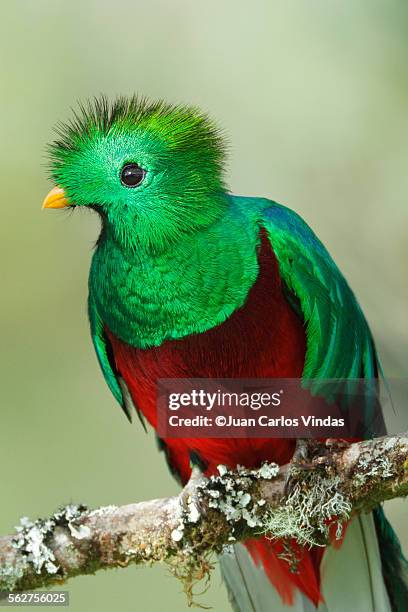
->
373, 506, 408, 612
220, 511, 399, 611
220, 537, 321, 612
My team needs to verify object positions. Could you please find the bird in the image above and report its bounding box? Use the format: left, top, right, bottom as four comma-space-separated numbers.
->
43, 96, 407, 611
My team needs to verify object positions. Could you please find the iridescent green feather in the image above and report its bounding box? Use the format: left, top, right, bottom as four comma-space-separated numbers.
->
47, 96, 406, 610
260, 201, 386, 437
261, 202, 377, 382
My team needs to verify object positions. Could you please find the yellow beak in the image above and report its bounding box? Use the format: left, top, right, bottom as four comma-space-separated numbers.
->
42, 186, 70, 209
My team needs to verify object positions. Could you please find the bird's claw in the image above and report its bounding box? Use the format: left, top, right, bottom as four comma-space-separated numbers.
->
284, 438, 352, 496
180, 465, 206, 511
284, 438, 336, 496
284, 439, 314, 496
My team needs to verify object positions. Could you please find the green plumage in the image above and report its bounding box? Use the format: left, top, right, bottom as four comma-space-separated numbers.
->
50, 96, 376, 382
47, 95, 407, 611
373, 507, 408, 612
88, 199, 260, 348
49, 96, 227, 253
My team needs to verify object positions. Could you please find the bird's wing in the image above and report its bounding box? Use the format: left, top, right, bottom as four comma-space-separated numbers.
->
261, 202, 385, 435
262, 202, 377, 380
88, 294, 144, 425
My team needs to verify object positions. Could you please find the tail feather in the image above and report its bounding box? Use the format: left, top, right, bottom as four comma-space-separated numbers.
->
320, 512, 391, 611
244, 538, 323, 606
373, 506, 408, 612
220, 513, 393, 611
220, 542, 320, 612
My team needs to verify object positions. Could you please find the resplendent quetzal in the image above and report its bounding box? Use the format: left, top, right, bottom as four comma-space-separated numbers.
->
43, 97, 407, 611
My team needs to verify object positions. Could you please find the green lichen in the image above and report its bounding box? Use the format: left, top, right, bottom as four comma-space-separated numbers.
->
264, 471, 352, 548
353, 452, 394, 486
165, 462, 281, 606
6, 504, 89, 589
0, 558, 28, 592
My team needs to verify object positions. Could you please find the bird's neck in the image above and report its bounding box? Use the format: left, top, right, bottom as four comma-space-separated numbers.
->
89, 199, 262, 348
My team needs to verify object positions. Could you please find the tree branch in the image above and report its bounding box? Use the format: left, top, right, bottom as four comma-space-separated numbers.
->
1, 433, 407, 597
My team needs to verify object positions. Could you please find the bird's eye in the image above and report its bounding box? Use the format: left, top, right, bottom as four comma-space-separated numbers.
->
120, 163, 146, 188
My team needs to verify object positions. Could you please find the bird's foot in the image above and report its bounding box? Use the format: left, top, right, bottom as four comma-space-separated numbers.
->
180, 465, 207, 515
284, 438, 349, 496
284, 439, 311, 495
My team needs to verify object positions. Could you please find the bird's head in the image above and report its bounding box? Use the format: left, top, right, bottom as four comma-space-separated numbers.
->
44, 96, 228, 252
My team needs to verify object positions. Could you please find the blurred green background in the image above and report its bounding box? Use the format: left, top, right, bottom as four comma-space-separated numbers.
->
1, 1, 407, 610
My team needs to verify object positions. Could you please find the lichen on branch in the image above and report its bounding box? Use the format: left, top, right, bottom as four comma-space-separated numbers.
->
0, 433, 407, 600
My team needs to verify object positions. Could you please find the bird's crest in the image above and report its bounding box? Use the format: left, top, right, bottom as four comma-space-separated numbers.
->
49, 94, 227, 170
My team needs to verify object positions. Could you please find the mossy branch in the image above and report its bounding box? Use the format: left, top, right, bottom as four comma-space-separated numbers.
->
1, 433, 408, 597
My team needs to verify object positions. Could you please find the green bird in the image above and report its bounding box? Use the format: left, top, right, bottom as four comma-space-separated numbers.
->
43, 96, 407, 611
